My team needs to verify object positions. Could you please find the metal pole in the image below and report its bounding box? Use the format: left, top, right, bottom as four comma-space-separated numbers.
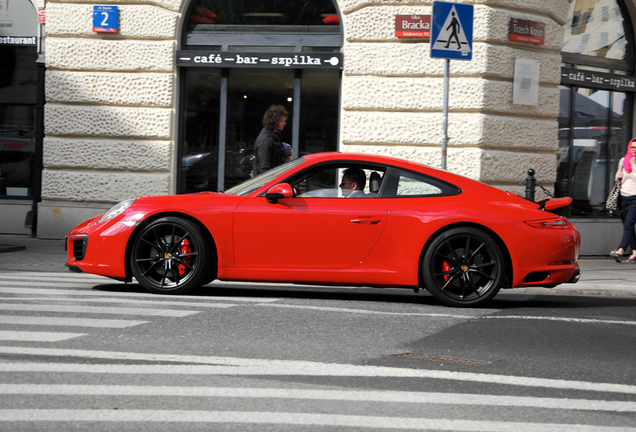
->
525, 168, 536, 202
441, 58, 450, 170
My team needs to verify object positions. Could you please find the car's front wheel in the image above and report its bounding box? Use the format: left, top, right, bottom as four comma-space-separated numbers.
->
422, 227, 505, 307
130, 217, 210, 294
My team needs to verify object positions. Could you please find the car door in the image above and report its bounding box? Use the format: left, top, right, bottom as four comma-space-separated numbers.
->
233, 195, 388, 269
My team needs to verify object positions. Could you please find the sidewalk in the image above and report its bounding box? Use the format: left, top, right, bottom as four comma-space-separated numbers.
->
0, 234, 634, 296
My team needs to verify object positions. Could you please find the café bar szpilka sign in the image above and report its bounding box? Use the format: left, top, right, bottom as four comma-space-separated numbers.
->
177, 51, 343, 69
0, 0, 38, 45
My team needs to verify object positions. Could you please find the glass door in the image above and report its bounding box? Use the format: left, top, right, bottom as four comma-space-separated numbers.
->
181, 68, 221, 194
225, 68, 294, 190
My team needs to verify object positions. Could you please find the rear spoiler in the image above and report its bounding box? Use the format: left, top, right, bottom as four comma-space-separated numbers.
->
536, 197, 572, 211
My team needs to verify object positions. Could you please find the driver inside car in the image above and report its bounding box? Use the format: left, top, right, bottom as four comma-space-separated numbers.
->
340, 168, 366, 198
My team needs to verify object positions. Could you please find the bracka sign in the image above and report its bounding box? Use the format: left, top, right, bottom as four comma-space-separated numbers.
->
395, 15, 431, 38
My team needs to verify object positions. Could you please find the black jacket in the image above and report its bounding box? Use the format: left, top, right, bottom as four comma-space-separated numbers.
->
254, 127, 284, 175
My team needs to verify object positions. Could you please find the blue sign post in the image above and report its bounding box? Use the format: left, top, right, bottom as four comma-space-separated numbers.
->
431, 2, 474, 60
93, 5, 119, 33
430, 2, 473, 170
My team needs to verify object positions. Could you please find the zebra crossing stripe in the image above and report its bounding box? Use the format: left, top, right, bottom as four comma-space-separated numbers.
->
0, 384, 635, 412
0, 316, 148, 328
0, 331, 85, 342
1, 297, 239, 309
1, 346, 636, 395
0, 304, 201, 317
0, 409, 634, 430
0, 287, 281, 303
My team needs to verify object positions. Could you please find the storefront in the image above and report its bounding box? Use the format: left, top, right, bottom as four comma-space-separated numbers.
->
555, 0, 635, 253
178, 0, 342, 193
0, 0, 40, 234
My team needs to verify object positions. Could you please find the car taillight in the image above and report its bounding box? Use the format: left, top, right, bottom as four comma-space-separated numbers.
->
524, 217, 572, 229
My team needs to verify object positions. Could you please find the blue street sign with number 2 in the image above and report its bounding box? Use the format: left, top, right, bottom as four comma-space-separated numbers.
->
93, 5, 119, 33
430, 2, 473, 60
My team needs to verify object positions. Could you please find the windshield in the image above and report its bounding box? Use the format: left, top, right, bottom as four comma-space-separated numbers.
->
224, 158, 306, 196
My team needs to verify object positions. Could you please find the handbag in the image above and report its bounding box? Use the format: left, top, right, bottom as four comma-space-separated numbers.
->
607, 180, 621, 211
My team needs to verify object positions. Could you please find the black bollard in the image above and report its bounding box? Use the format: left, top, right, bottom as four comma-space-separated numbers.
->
525, 168, 536, 202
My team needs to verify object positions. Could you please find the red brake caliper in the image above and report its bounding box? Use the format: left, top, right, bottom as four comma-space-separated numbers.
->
178, 239, 191, 276
442, 261, 451, 281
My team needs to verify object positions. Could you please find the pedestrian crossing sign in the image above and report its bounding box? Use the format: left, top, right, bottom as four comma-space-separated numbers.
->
430, 1, 474, 60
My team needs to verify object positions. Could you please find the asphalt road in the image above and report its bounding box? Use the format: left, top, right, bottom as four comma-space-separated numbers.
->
0, 235, 635, 430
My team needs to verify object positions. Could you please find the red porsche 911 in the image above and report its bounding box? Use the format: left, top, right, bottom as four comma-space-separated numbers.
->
65, 152, 580, 307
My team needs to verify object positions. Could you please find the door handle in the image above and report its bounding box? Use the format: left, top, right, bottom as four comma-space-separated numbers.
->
351, 218, 381, 225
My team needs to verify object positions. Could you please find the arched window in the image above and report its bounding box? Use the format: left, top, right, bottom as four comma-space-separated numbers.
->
186, 0, 340, 29
557, 0, 635, 217
178, 0, 343, 193
562, 0, 630, 60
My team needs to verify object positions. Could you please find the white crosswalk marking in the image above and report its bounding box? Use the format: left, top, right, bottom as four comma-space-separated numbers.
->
1, 409, 635, 431
0, 315, 149, 328
1, 271, 634, 430
0, 271, 280, 341
0, 287, 281, 303
0, 331, 85, 342
0, 303, 201, 317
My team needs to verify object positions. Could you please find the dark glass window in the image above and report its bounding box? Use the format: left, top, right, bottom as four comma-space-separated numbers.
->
187, 0, 339, 32
181, 68, 221, 193
0, 45, 37, 198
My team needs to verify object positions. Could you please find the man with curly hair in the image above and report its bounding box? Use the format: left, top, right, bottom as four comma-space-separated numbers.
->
254, 104, 290, 175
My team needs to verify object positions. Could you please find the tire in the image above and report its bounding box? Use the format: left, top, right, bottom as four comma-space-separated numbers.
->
130, 217, 210, 294
422, 227, 505, 307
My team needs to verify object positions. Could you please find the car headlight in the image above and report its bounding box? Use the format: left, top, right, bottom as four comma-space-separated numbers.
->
98, 199, 136, 224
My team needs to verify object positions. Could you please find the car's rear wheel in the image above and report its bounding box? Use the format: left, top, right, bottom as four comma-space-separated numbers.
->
422, 227, 505, 307
130, 217, 210, 294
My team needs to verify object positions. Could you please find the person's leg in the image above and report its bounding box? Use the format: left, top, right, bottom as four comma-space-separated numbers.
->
620, 196, 636, 249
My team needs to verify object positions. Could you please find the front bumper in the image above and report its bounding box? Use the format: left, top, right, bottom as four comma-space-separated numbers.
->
65, 215, 135, 280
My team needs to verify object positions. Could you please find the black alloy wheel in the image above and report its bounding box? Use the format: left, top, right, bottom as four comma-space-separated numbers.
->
422, 227, 505, 307
130, 217, 210, 294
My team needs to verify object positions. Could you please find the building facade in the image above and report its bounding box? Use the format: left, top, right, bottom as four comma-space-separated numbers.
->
1, 0, 634, 255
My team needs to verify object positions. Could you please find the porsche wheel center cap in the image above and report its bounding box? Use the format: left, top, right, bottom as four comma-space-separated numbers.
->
164, 253, 172, 260
461, 265, 469, 272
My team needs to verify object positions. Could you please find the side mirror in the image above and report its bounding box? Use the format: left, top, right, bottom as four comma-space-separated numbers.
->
266, 183, 294, 204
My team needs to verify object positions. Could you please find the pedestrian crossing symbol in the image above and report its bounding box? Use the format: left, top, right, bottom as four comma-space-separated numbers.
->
430, 2, 474, 61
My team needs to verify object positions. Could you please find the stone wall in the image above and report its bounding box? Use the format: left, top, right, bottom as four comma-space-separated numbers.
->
43, 0, 180, 206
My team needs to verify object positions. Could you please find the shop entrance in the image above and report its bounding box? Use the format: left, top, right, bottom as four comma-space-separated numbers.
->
178, 0, 342, 193
557, 0, 635, 217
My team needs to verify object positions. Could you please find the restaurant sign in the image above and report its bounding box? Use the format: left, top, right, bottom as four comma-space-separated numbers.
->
395, 15, 431, 38
0, 0, 38, 45
177, 51, 343, 69
509, 18, 545, 45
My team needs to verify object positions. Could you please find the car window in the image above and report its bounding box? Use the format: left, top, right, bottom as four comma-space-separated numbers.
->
381, 168, 461, 198
225, 158, 305, 196
396, 172, 443, 196
287, 164, 387, 198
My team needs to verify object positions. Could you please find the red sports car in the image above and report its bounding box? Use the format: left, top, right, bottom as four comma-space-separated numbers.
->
66, 152, 580, 307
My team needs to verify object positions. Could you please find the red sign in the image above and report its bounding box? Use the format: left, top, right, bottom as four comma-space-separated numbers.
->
395, 15, 431, 38
38, 9, 46, 24
509, 18, 545, 45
